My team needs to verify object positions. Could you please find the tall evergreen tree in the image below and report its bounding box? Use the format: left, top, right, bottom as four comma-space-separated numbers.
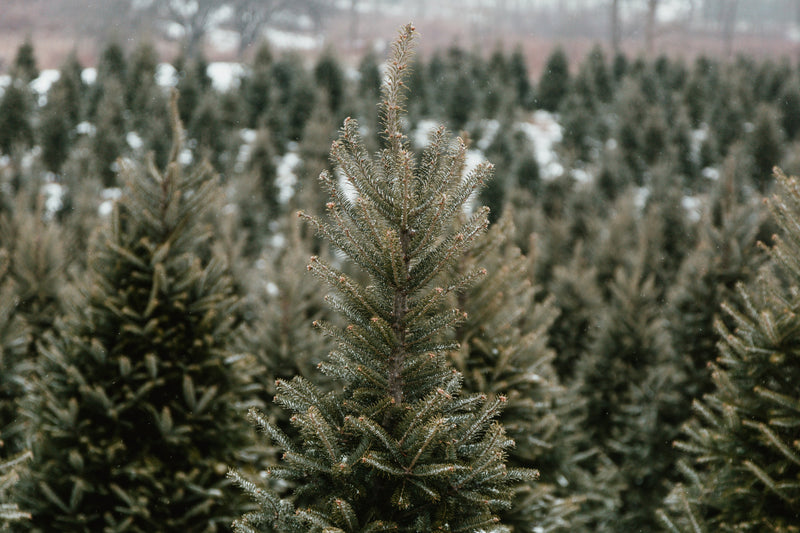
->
231, 25, 537, 532
537, 47, 570, 112
11, 40, 38, 84
448, 213, 580, 532
14, 93, 257, 532
658, 168, 800, 532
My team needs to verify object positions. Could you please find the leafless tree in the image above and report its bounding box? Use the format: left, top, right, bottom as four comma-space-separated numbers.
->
721, 0, 738, 57
610, 0, 621, 52
645, 0, 659, 56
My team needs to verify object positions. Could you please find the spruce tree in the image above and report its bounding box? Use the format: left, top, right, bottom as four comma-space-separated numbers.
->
448, 213, 579, 532
658, 168, 800, 532
14, 92, 257, 532
231, 25, 537, 532
1, 451, 31, 527
537, 47, 570, 112
0, 250, 31, 459
11, 40, 38, 84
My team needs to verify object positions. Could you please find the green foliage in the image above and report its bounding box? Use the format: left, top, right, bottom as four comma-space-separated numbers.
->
14, 93, 257, 532
537, 47, 570, 112
449, 213, 581, 532
1, 451, 32, 526
0, 82, 34, 155
232, 25, 536, 532
658, 169, 800, 533
11, 40, 38, 83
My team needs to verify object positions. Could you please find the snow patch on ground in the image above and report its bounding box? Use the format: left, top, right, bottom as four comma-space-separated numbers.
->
126, 132, 144, 151
476, 119, 500, 151
412, 119, 441, 149
517, 110, 564, 180
81, 68, 97, 85
76, 121, 96, 136
701, 167, 720, 180
276, 151, 300, 204
31, 69, 60, 105
41, 181, 65, 218
179, 149, 193, 166
156, 63, 178, 87
682, 195, 702, 222
98, 187, 122, 217
207, 62, 244, 92
634, 186, 651, 211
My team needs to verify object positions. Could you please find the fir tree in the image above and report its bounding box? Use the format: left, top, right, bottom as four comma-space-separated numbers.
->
1, 451, 31, 527
658, 169, 800, 532
0, 81, 34, 156
748, 104, 783, 193
11, 40, 38, 84
575, 245, 682, 532
0, 249, 31, 459
537, 47, 570, 112
448, 213, 579, 532
242, 42, 274, 128
91, 78, 127, 186
314, 50, 346, 116
14, 92, 257, 532
231, 25, 537, 532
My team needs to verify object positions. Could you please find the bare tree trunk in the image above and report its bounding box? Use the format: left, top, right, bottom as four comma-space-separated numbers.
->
645, 0, 659, 56
349, 0, 359, 49
721, 0, 738, 58
610, 0, 621, 52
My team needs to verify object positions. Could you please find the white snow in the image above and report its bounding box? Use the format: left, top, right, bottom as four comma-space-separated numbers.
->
476, 119, 500, 151
179, 149, 193, 166
276, 152, 300, 204
633, 186, 651, 211
156, 63, 178, 87
239, 128, 257, 144
682, 195, 702, 222
126, 132, 144, 150
98, 187, 122, 217
30, 69, 61, 105
208, 28, 239, 54
265, 281, 279, 297
701, 167, 720, 181
412, 119, 440, 148
517, 110, 564, 181
76, 121, 96, 136
207, 62, 244, 92
81, 67, 97, 85
264, 28, 322, 51
571, 168, 592, 184
41, 181, 65, 218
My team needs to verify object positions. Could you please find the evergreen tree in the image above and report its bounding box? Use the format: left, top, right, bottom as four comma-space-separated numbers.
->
748, 104, 783, 193
39, 81, 75, 173
658, 169, 800, 532
537, 47, 570, 112
1, 451, 31, 527
314, 50, 346, 116
448, 213, 579, 532
91, 78, 127, 187
0, 250, 31, 459
508, 47, 533, 110
231, 25, 537, 532
575, 250, 682, 532
0, 81, 34, 156
11, 40, 38, 84
778, 75, 800, 141
14, 93, 257, 532
242, 42, 273, 128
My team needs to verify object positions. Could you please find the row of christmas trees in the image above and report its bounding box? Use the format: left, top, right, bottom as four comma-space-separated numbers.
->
1, 25, 799, 531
